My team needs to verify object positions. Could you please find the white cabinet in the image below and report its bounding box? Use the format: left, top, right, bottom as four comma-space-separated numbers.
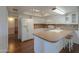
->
74, 31, 79, 44
44, 38, 64, 53
65, 12, 78, 24
45, 15, 65, 24
34, 36, 44, 53
33, 17, 46, 24
20, 15, 34, 41
34, 35, 64, 53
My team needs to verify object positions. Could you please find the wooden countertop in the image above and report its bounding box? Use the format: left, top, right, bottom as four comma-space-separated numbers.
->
34, 28, 73, 42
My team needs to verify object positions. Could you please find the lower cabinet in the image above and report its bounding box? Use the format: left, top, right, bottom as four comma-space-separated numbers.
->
44, 39, 64, 53
34, 35, 64, 53
34, 36, 44, 53
73, 31, 79, 44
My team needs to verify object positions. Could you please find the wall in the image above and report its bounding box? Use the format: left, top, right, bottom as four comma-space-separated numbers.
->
78, 7, 79, 29
8, 17, 15, 35
0, 7, 8, 52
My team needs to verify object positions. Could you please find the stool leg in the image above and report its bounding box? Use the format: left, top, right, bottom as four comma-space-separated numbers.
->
70, 39, 73, 51
69, 39, 73, 52
64, 39, 68, 49
63, 40, 66, 49
69, 40, 71, 52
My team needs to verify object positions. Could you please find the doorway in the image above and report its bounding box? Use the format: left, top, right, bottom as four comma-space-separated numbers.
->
8, 16, 18, 39
8, 16, 20, 52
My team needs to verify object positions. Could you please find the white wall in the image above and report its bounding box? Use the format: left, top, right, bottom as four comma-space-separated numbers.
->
78, 7, 79, 29
8, 17, 15, 34
45, 15, 65, 24
0, 7, 8, 52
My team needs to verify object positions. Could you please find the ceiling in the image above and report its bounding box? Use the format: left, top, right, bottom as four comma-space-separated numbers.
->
57, 6, 78, 13
7, 6, 78, 17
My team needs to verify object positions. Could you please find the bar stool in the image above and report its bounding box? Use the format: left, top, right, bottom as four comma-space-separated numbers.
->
64, 35, 73, 52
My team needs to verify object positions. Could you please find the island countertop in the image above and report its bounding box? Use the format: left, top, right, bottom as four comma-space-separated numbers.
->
33, 28, 73, 42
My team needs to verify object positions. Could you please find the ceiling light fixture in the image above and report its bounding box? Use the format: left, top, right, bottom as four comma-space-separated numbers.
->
52, 8, 65, 15
8, 17, 15, 22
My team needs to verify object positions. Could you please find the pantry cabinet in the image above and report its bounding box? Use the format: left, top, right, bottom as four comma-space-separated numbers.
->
19, 15, 34, 41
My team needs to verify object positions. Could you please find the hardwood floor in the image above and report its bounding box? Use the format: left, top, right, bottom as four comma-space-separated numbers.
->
8, 34, 79, 53
60, 43, 79, 53
8, 35, 34, 53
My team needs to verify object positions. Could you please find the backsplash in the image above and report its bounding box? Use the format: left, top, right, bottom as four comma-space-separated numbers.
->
34, 24, 78, 30
34, 24, 48, 29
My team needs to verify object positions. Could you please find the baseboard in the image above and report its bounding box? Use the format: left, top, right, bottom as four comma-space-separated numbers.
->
22, 39, 33, 42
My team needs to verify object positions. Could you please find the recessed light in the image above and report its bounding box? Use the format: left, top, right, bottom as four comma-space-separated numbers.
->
43, 13, 49, 16
33, 8, 40, 12
12, 8, 18, 12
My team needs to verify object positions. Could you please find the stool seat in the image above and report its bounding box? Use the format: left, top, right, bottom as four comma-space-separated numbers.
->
65, 35, 73, 39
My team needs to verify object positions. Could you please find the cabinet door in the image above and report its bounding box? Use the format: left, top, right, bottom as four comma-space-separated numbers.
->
65, 12, 78, 24
21, 17, 34, 41
72, 14, 76, 23
65, 14, 71, 24
34, 36, 44, 53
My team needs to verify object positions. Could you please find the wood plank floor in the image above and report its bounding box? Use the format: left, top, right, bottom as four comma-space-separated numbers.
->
8, 35, 34, 53
60, 43, 79, 53
8, 34, 79, 53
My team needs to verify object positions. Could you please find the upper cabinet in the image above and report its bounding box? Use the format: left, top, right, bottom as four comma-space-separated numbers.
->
33, 17, 46, 24
65, 11, 78, 24
45, 15, 66, 24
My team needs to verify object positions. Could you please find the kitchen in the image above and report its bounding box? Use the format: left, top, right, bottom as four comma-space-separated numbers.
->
0, 6, 79, 53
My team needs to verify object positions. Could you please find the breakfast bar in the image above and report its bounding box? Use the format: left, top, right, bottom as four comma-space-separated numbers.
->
33, 28, 73, 53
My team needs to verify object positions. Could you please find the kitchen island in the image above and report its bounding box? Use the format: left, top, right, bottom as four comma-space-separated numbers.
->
33, 28, 73, 53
